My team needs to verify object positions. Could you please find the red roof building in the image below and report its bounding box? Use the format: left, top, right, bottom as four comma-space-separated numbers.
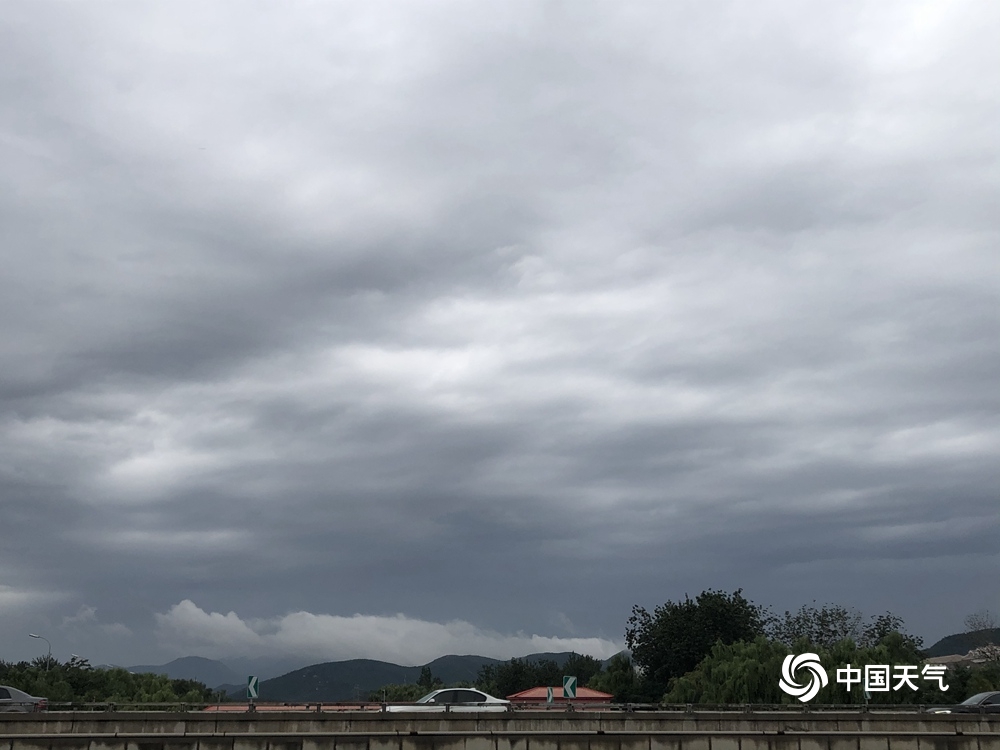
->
506, 686, 613, 704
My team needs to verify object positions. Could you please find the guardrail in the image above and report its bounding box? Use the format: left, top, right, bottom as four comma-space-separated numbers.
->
15, 701, 982, 714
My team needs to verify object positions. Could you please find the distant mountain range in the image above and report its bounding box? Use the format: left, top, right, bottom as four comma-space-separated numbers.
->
130, 629, 992, 702
129, 651, 608, 701
128, 655, 315, 686
231, 655, 482, 702
222, 652, 602, 702
128, 656, 245, 689
923, 628, 1000, 657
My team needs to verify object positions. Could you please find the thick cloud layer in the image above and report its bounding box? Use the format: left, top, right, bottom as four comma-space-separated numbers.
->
155, 600, 621, 666
1, 0, 998, 666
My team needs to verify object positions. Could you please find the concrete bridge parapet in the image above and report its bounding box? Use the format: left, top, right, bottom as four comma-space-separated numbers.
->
1, 711, 997, 750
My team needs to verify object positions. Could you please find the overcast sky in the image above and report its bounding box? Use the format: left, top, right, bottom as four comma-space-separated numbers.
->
2, 0, 998, 669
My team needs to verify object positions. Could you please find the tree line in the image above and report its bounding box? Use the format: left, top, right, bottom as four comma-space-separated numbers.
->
0, 655, 224, 705
625, 590, 998, 703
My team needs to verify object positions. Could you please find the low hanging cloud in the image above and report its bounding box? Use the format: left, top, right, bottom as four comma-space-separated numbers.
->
61, 605, 134, 637
0, 585, 67, 611
155, 600, 622, 665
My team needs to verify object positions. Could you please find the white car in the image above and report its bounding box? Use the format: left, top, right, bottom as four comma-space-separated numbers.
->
0, 686, 47, 713
385, 688, 510, 712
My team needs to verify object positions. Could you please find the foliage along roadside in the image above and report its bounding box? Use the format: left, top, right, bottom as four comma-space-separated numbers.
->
0, 655, 224, 705
629, 591, 998, 704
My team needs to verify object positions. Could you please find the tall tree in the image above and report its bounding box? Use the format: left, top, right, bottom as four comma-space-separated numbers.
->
965, 609, 998, 633
562, 653, 603, 686
417, 666, 442, 689
767, 602, 864, 648
626, 589, 767, 694
664, 637, 792, 704
767, 603, 923, 654
767, 603, 921, 652
475, 657, 570, 697
587, 653, 642, 702
964, 609, 999, 652
860, 612, 923, 651
665, 631, 948, 705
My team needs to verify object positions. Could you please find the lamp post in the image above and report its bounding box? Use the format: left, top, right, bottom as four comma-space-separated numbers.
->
29, 634, 51, 671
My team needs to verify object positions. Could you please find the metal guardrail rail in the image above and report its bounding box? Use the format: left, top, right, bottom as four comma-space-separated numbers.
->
5, 702, 996, 714
6, 732, 1000, 739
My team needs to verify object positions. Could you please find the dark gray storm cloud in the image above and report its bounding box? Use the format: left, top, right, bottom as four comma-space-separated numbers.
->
1, 0, 998, 665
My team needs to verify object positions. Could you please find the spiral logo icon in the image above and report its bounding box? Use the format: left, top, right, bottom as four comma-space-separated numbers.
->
779, 653, 828, 702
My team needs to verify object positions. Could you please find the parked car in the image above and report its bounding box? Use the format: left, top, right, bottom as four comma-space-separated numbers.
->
927, 691, 1000, 714
0, 686, 48, 713
384, 688, 510, 712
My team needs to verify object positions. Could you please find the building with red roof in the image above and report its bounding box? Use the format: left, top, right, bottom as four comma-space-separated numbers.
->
506, 686, 613, 704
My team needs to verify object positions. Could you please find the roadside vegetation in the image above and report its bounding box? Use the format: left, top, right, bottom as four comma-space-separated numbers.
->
0, 655, 223, 705
625, 593, 999, 703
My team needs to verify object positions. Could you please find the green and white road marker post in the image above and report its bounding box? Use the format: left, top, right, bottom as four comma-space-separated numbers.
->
247, 675, 259, 711
562, 675, 577, 708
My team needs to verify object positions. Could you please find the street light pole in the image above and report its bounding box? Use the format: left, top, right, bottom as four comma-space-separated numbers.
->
29, 634, 51, 671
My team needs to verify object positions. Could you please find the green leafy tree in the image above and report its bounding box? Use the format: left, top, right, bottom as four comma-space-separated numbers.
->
665, 637, 792, 704
587, 653, 641, 702
860, 612, 923, 651
813, 632, 934, 704
767, 603, 922, 652
626, 589, 767, 695
963, 662, 1000, 693
476, 657, 566, 697
417, 666, 442, 689
526, 659, 564, 692
563, 653, 603, 687
767, 602, 864, 649
963, 609, 999, 652
0, 659, 216, 705
664, 630, 963, 705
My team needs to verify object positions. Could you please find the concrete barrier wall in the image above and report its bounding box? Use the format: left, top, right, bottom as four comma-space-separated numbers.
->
2, 712, 999, 736
2, 730, 1000, 750
2, 712, 998, 750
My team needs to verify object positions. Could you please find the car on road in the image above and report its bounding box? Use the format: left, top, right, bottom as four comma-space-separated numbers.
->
384, 688, 510, 712
0, 686, 48, 713
926, 691, 1000, 714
